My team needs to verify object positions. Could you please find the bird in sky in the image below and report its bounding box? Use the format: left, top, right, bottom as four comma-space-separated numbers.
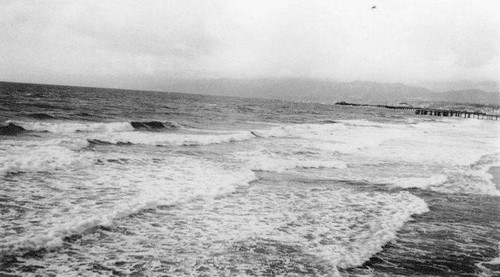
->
371, 5, 376, 9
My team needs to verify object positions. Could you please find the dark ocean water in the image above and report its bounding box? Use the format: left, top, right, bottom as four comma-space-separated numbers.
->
0, 81, 499, 276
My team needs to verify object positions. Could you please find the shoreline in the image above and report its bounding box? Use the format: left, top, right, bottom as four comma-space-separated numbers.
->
488, 166, 500, 190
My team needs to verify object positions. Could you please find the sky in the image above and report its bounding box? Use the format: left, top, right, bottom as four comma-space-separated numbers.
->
0, 0, 499, 90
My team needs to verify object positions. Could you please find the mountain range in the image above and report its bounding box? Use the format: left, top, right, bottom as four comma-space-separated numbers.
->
162, 78, 500, 106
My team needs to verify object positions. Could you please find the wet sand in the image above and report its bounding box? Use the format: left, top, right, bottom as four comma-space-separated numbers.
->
489, 166, 500, 190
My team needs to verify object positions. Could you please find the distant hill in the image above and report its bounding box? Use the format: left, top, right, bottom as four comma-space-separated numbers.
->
163, 78, 500, 106
432, 89, 500, 105
418, 81, 499, 93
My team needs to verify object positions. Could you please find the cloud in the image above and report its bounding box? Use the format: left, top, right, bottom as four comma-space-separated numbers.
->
0, 0, 498, 88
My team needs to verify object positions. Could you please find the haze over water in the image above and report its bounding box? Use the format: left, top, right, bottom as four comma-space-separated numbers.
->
0, 82, 499, 276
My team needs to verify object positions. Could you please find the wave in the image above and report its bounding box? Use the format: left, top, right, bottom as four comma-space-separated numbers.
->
431, 168, 500, 196
25, 113, 55, 120
74, 112, 93, 117
88, 130, 257, 146
204, 187, 429, 274
383, 175, 449, 189
383, 154, 500, 196
0, 123, 26, 136
333, 165, 500, 197
247, 121, 410, 156
87, 139, 133, 146
83, 119, 404, 152
235, 150, 347, 172
471, 153, 500, 171
0, 159, 257, 255
0, 139, 92, 174
9, 121, 134, 133
319, 119, 339, 124
7, 120, 181, 134
476, 243, 500, 275
80, 120, 376, 148
329, 191, 429, 270
130, 121, 179, 131
252, 159, 348, 172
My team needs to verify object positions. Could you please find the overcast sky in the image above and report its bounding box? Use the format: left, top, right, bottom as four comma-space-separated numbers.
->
0, 0, 499, 89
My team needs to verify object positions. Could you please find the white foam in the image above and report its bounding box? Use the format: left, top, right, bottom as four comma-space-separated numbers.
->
0, 154, 256, 255
0, 139, 92, 174
89, 130, 256, 146
237, 189, 429, 269
2, 116, 499, 275
432, 168, 500, 196
253, 121, 410, 155
328, 191, 429, 269
10, 121, 134, 133
65, 184, 428, 275
235, 149, 347, 172
235, 119, 499, 196
383, 175, 448, 189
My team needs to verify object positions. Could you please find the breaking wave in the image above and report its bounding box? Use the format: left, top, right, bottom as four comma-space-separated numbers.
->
8, 121, 134, 133
0, 139, 92, 174
0, 157, 257, 255
88, 130, 258, 146
130, 121, 179, 131
0, 123, 26, 136
5, 120, 181, 134
234, 149, 347, 172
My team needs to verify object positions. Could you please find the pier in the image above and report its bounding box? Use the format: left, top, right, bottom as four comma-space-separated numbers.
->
414, 109, 498, 120
335, 101, 498, 120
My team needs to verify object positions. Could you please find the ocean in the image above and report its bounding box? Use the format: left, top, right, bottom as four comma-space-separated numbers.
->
0, 81, 499, 277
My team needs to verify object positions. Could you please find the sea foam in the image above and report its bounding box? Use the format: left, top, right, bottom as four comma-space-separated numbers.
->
235, 149, 347, 172
80, 183, 429, 275
0, 154, 256, 255
0, 138, 92, 174
88, 130, 257, 146
9, 121, 134, 133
